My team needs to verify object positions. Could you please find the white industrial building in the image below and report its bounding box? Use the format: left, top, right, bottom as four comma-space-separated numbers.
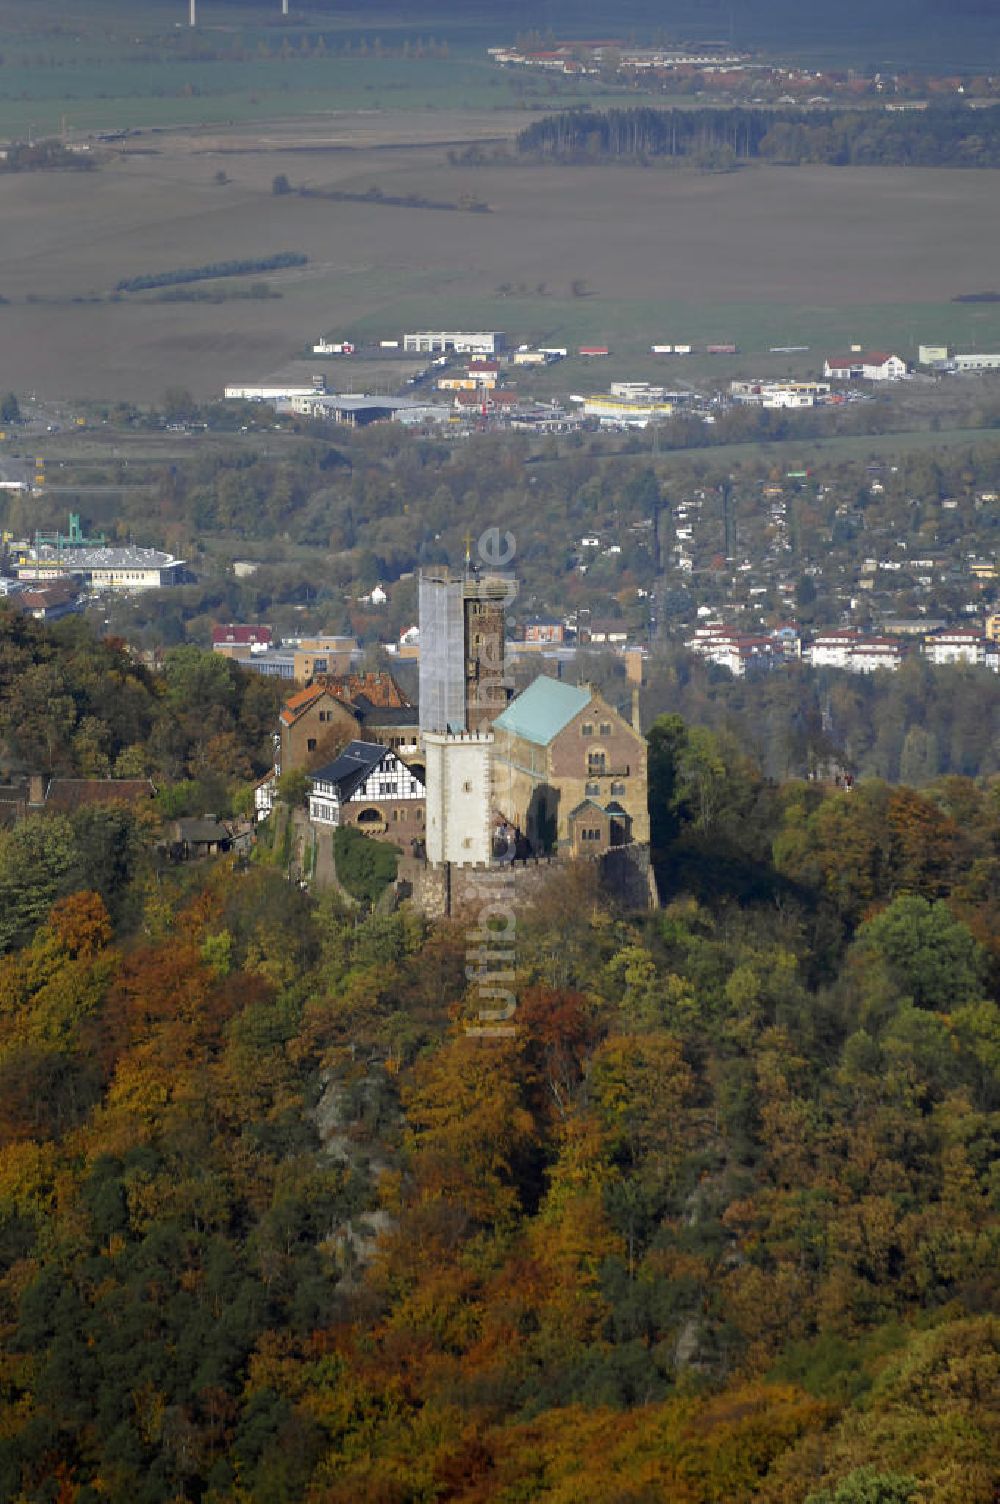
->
403, 331, 505, 355
16, 545, 185, 592
951, 353, 1000, 373
731, 380, 830, 409
576, 392, 675, 427
224, 381, 325, 401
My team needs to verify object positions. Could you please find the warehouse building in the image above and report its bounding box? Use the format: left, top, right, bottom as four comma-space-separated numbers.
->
16, 544, 185, 592
403, 330, 506, 355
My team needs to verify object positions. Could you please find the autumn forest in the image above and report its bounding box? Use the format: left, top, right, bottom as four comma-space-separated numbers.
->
0, 611, 998, 1502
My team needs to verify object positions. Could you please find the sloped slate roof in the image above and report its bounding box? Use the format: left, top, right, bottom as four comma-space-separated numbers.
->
172, 818, 229, 844
308, 741, 388, 802
357, 704, 420, 728
493, 676, 591, 747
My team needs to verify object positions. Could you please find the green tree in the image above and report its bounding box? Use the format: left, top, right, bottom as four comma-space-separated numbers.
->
276, 768, 310, 808
0, 815, 79, 952
855, 893, 985, 1011
333, 827, 399, 906
806, 1468, 916, 1504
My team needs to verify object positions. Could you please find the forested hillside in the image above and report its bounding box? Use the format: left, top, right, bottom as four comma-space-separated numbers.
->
641, 653, 1000, 784
0, 609, 280, 786
0, 622, 998, 1500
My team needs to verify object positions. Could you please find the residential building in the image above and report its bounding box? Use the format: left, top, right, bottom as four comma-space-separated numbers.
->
685, 623, 802, 678
808, 631, 863, 670
851, 639, 903, 672
307, 741, 425, 836
165, 818, 232, 859
823, 352, 907, 381
277, 673, 417, 775
491, 676, 648, 854
524, 619, 566, 645
15, 580, 83, 621
807, 632, 901, 672
582, 619, 630, 646
279, 685, 361, 775
211, 623, 274, 660
924, 630, 985, 666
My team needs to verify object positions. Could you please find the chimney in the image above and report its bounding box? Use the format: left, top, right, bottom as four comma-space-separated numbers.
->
631, 686, 641, 734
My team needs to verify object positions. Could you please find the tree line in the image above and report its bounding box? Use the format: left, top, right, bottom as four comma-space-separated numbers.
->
643, 652, 1000, 785
516, 101, 1000, 167
114, 252, 306, 294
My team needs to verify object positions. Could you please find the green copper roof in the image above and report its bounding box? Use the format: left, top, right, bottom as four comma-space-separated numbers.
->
493, 676, 592, 746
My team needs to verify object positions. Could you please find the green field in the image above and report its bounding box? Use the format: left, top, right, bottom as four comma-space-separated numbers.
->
2, 0, 997, 141
346, 295, 1000, 373
3, 2, 1000, 405
0, 0, 648, 139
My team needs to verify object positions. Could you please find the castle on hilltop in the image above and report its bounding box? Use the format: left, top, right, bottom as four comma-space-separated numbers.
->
414, 557, 652, 912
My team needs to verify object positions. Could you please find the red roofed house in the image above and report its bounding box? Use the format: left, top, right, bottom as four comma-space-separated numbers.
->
17, 580, 82, 622
277, 673, 418, 776
823, 352, 907, 381
278, 685, 369, 776
467, 360, 500, 387
453, 388, 520, 413
212, 623, 274, 660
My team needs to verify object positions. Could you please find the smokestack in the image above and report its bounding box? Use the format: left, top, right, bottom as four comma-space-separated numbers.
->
282, 0, 289, 13
631, 685, 641, 733
189, 0, 196, 26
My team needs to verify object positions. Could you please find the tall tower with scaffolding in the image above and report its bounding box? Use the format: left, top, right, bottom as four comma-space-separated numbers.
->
418, 553, 510, 736
418, 549, 511, 870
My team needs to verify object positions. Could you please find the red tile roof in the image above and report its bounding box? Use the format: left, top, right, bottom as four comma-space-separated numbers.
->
279, 673, 411, 726
43, 778, 156, 813
318, 671, 412, 708
212, 623, 272, 646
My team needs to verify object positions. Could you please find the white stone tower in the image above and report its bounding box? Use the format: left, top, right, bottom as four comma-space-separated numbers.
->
423, 729, 493, 867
